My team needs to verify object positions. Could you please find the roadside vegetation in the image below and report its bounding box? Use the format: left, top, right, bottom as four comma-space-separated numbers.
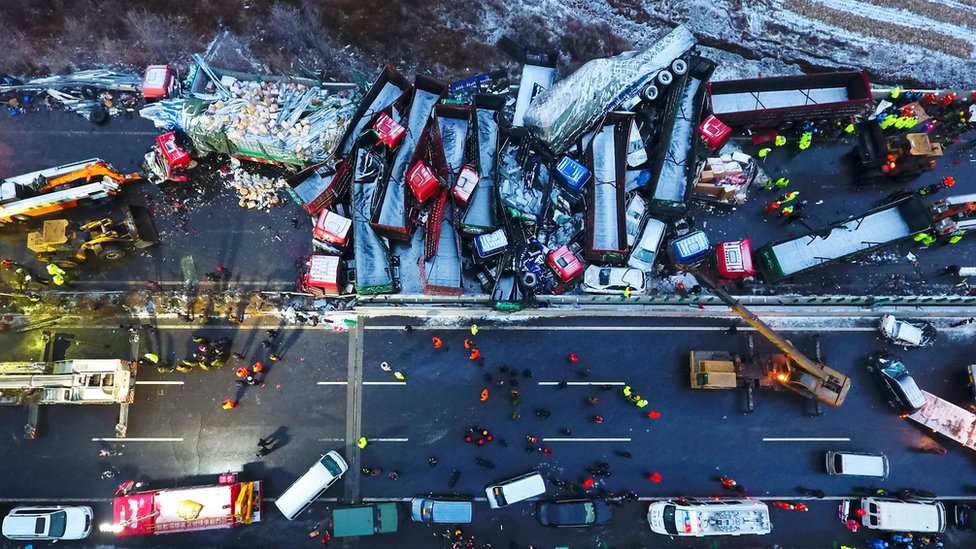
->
0, 0, 632, 80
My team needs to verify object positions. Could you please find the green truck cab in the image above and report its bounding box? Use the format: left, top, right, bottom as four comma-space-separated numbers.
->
332, 503, 398, 538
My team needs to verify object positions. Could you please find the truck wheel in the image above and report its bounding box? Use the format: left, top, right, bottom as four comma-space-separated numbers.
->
98, 245, 125, 261
657, 70, 673, 86
670, 59, 688, 76
89, 107, 109, 125
520, 272, 539, 289
641, 84, 659, 102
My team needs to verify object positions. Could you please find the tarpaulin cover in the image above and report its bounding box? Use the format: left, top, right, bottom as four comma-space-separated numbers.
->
650, 56, 715, 208
420, 192, 463, 295
437, 109, 469, 182
462, 96, 504, 234
523, 25, 696, 155
585, 113, 630, 261
351, 149, 394, 294
373, 77, 446, 238
651, 74, 701, 203
337, 65, 411, 156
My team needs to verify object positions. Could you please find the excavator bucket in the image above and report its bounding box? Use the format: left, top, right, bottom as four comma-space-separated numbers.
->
125, 205, 158, 249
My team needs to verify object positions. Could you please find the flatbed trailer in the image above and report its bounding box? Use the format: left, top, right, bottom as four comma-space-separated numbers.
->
755, 195, 932, 283
907, 390, 976, 451
112, 476, 262, 536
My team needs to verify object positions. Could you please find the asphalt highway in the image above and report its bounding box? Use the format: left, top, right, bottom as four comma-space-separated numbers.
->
0, 314, 975, 548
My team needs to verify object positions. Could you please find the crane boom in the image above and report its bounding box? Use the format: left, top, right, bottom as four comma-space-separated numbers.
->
695, 270, 851, 407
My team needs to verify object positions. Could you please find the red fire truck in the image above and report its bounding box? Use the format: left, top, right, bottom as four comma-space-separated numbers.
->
109, 473, 262, 536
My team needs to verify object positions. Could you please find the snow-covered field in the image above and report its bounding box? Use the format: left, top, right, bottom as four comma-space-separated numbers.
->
468, 0, 975, 86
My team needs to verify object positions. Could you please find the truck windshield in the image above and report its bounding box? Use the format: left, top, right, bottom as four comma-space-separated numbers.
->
662, 504, 678, 535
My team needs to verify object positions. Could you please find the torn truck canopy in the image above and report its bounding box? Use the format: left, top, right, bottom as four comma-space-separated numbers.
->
512, 48, 558, 127
351, 147, 394, 294
651, 59, 702, 204
338, 66, 411, 156
585, 114, 631, 263
421, 193, 463, 295
462, 96, 504, 234
523, 25, 697, 155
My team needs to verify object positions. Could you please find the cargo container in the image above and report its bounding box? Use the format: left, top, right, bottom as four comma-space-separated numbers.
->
708, 70, 871, 128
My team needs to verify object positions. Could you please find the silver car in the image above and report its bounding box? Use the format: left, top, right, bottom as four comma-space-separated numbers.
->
581, 266, 647, 295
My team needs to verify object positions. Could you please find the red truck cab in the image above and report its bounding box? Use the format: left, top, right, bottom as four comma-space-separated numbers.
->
142, 65, 180, 102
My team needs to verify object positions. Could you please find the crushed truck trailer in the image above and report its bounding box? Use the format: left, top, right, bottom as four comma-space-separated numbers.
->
907, 390, 976, 452
755, 195, 932, 283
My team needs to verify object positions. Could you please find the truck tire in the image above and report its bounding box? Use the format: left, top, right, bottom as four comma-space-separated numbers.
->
641, 84, 659, 102
89, 107, 109, 125
520, 272, 539, 290
656, 70, 673, 87
670, 58, 688, 76
98, 244, 125, 261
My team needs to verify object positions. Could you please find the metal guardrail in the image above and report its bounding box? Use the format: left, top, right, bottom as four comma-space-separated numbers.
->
358, 293, 976, 307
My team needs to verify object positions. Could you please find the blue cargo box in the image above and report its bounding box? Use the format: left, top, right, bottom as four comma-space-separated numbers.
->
556, 156, 591, 192
670, 230, 711, 266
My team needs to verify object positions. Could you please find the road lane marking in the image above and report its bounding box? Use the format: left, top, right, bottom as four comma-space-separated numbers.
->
317, 381, 406, 386
316, 438, 408, 442
762, 437, 851, 442
135, 381, 185, 385
542, 437, 632, 442
537, 381, 625, 386
91, 437, 183, 442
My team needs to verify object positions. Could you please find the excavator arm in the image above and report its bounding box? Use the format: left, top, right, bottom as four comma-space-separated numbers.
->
39, 162, 141, 192
693, 269, 851, 407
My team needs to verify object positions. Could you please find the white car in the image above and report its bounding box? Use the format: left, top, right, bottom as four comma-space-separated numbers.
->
879, 314, 936, 347
2, 506, 93, 541
581, 266, 647, 295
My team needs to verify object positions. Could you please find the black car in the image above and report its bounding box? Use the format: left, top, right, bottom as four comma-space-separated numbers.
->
538, 498, 612, 527
865, 352, 926, 414
954, 503, 976, 531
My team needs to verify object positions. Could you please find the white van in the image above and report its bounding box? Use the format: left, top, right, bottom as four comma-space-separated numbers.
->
647, 499, 772, 537
275, 451, 348, 520
485, 471, 546, 509
628, 217, 667, 271
825, 451, 888, 478
840, 498, 946, 533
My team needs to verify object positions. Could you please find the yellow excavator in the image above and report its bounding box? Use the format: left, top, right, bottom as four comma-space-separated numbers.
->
26, 205, 158, 267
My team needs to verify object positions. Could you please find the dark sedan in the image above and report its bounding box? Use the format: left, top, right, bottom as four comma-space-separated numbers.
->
538, 498, 612, 527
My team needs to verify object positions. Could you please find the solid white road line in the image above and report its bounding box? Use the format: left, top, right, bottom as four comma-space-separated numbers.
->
91, 437, 183, 442
537, 381, 625, 386
365, 326, 877, 332
135, 380, 185, 385
542, 437, 632, 442
762, 437, 851, 442
317, 381, 406, 386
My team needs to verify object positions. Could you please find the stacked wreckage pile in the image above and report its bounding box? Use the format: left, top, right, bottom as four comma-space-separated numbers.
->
287, 25, 743, 307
